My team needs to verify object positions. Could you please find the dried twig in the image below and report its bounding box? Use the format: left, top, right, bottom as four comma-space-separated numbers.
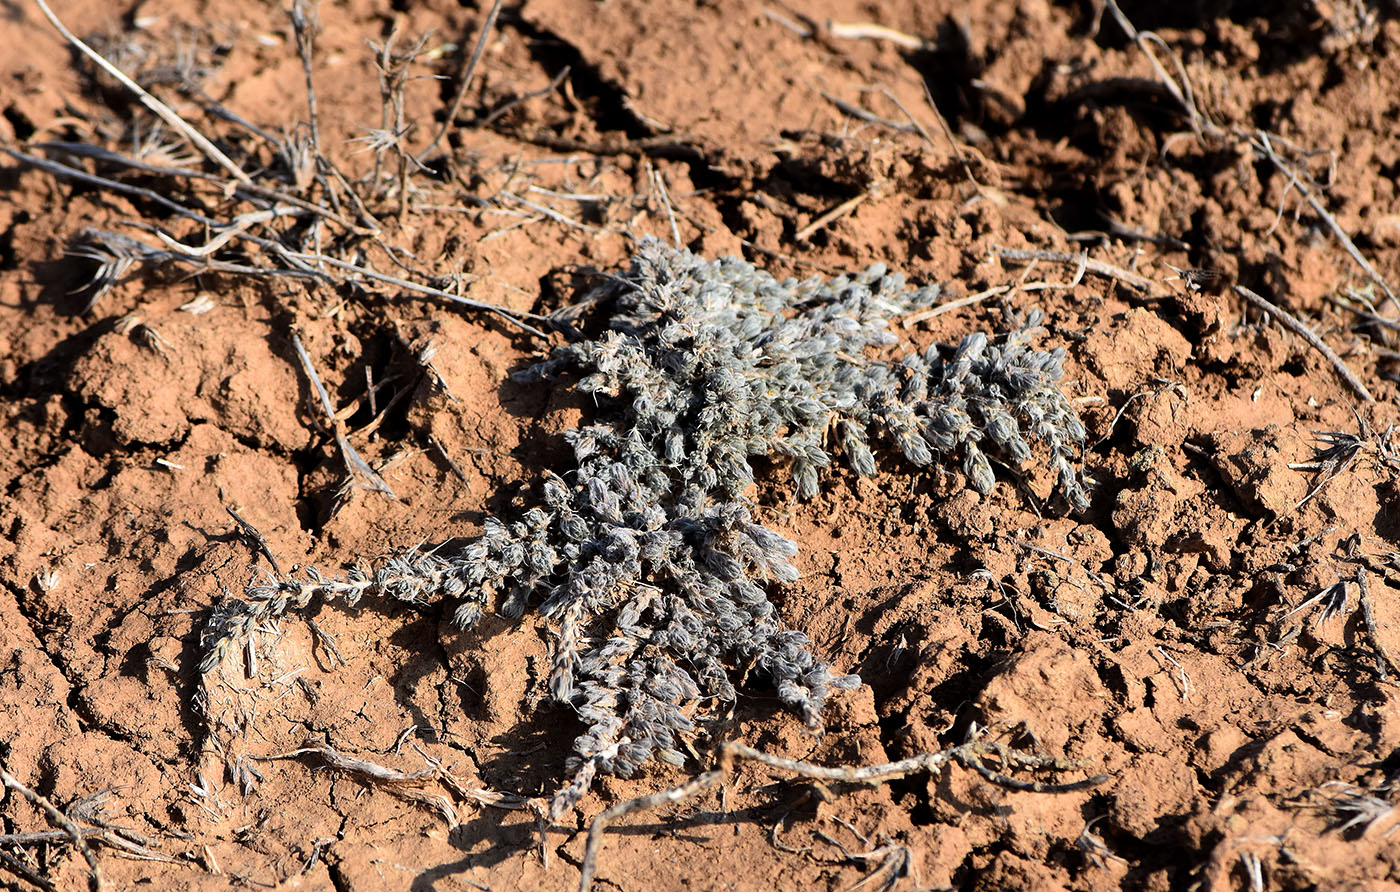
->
499, 190, 601, 235
31, 0, 251, 184
1356, 566, 1400, 681
915, 81, 985, 194
251, 742, 460, 825
827, 21, 932, 51
31, 141, 362, 232
645, 160, 682, 246
900, 273, 1083, 328
290, 332, 397, 499
1233, 285, 1374, 403
901, 253, 1088, 328
0, 765, 105, 892
1100, 0, 1221, 140
129, 213, 547, 337
224, 506, 284, 577
417, 0, 504, 163
2, 147, 220, 227
480, 66, 572, 127
0, 847, 55, 892
248, 741, 530, 828
899, 284, 1008, 328
284, 249, 550, 338
819, 90, 917, 134
0, 828, 174, 863
578, 738, 1103, 892
795, 190, 871, 242
289, 0, 322, 153
252, 742, 438, 786
1251, 131, 1399, 313
578, 770, 723, 892
993, 247, 1155, 292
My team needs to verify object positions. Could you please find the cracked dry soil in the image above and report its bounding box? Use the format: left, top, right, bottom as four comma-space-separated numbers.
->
5, 1, 1400, 890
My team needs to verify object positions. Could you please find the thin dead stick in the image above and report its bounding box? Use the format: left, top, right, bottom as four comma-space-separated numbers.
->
290, 332, 398, 498
819, 90, 916, 134
827, 21, 932, 51
35, 141, 205, 179
0, 766, 105, 892
32, 0, 251, 184
578, 739, 1103, 892
945, 265, 1095, 332
0, 828, 175, 864
252, 743, 461, 826
646, 160, 682, 246
73, 227, 326, 290
252, 743, 436, 786
290, 0, 322, 153
480, 66, 571, 127
18, 160, 328, 282
184, 84, 284, 147
225, 505, 284, 577
0, 846, 55, 892
271, 248, 549, 339
761, 6, 812, 38
252, 742, 529, 810
30, 141, 362, 232
1330, 293, 1400, 335
918, 80, 986, 194
795, 190, 871, 242
319, 153, 383, 234
1357, 567, 1400, 680
878, 86, 936, 147
418, 0, 504, 163
901, 284, 1009, 327
993, 247, 1155, 291
901, 272, 1085, 328
157, 209, 297, 258
0, 828, 111, 847
580, 770, 724, 892
882, 81, 987, 197
2, 147, 222, 227
721, 742, 956, 784
1233, 284, 1374, 403
498, 190, 602, 235
1092, 379, 1182, 449
492, 129, 704, 160
1253, 131, 1399, 313
1100, 0, 1220, 140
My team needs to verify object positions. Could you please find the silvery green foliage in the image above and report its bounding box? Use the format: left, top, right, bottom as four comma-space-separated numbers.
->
198, 238, 1089, 815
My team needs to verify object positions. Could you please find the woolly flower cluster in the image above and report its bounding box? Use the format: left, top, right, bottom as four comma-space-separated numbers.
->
200, 238, 1088, 813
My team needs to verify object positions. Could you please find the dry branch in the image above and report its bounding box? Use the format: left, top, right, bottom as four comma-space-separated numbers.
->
0, 847, 55, 892
1102, 0, 1399, 316
290, 332, 397, 499
32, 0, 250, 184
1251, 131, 1399, 313
795, 191, 872, 242
0, 765, 104, 892
418, 0, 504, 163
578, 738, 1104, 892
1233, 285, 1374, 404
993, 247, 1155, 292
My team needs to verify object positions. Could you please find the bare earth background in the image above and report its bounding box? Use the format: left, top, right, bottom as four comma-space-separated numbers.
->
4, 1, 1400, 890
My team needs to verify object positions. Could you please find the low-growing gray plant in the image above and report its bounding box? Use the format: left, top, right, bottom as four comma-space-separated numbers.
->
199, 238, 1090, 815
